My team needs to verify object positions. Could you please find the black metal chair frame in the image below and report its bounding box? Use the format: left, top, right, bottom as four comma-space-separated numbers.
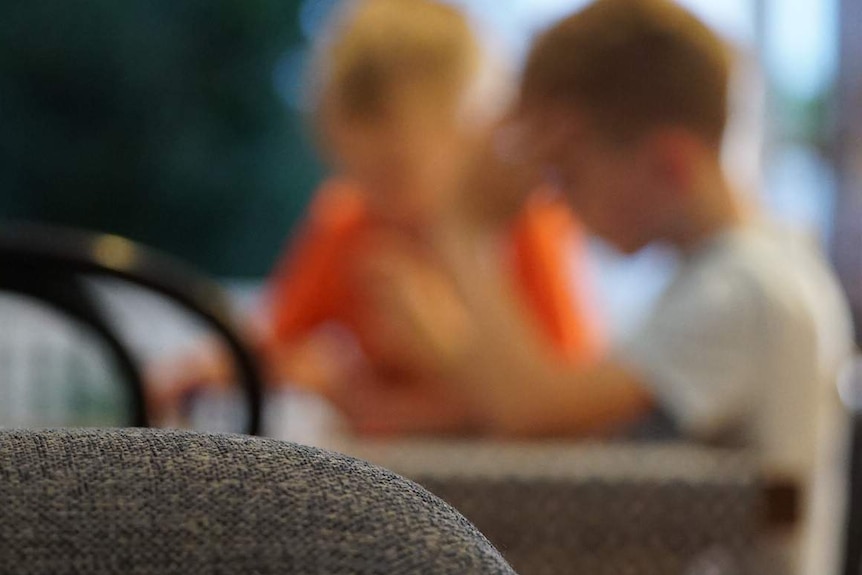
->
0, 221, 264, 435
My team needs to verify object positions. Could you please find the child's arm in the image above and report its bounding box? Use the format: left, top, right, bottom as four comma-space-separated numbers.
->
323, 219, 652, 438
146, 182, 364, 417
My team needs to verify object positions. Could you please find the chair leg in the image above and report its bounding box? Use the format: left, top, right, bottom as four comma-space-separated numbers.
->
843, 413, 862, 575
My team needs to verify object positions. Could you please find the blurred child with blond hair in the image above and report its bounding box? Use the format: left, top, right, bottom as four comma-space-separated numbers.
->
149, 0, 604, 434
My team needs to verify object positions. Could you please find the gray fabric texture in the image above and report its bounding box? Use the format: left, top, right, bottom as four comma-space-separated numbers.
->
339, 440, 761, 575
0, 428, 516, 575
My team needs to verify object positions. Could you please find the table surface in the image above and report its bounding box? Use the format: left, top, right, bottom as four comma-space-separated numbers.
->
263, 391, 758, 482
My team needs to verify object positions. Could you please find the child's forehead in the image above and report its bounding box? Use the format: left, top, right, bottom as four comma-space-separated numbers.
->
515, 99, 581, 129
503, 105, 585, 152
333, 115, 449, 151
332, 87, 460, 127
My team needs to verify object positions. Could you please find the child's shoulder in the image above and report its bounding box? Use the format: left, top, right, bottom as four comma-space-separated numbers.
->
514, 185, 581, 236
307, 177, 370, 232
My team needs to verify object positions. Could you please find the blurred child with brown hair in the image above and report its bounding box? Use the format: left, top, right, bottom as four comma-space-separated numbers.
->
148, 0, 604, 434
331, 1, 852, 570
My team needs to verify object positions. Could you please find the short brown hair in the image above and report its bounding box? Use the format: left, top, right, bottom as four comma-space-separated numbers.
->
522, 0, 731, 145
314, 0, 478, 122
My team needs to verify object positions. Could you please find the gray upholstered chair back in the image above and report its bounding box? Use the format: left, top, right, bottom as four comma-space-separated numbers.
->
341, 441, 762, 575
0, 428, 515, 575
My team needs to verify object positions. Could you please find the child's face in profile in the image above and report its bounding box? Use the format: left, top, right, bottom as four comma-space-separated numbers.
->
324, 103, 470, 230
511, 106, 675, 254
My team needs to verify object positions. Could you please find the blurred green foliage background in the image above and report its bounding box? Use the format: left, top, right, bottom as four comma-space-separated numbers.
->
0, 0, 325, 277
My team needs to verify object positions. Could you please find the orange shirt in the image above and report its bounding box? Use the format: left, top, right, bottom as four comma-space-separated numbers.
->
264, 179, 603, 368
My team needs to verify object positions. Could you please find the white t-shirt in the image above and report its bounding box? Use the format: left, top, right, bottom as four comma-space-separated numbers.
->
620, 223, 853, 475
620, 223, 854, 573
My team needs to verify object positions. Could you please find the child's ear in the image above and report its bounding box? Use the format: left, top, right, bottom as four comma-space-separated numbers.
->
646, 128, 697, 196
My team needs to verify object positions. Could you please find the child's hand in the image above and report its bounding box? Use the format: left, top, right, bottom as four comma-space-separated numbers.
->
276, 325, 364, 395
354, 239, 474, 379
321, 371, 477, 436
145, 342, 235, 423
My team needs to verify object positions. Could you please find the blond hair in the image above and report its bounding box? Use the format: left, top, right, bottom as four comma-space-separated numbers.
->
312, 0, 481, 124
522, 0, 731, 146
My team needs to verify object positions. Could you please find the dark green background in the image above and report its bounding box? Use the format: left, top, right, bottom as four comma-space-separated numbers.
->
0, 0, 327, 277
